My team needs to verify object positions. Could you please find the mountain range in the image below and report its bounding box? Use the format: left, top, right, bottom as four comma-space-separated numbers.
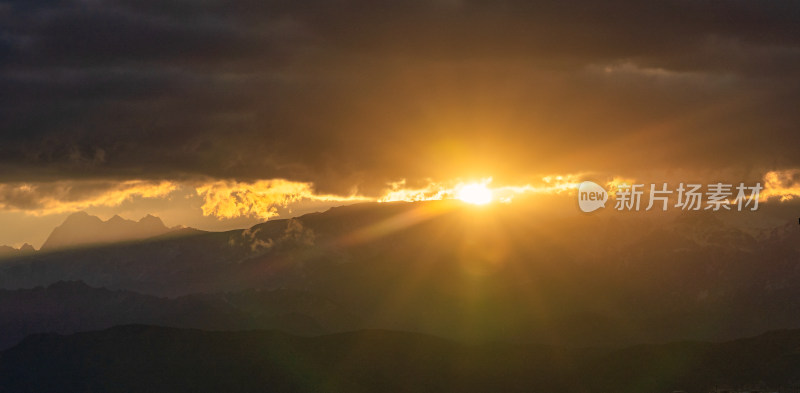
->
0, 201, 799, 349
39, 212, 186, 251
0, 243, 35, 258
0, 280, 360, 350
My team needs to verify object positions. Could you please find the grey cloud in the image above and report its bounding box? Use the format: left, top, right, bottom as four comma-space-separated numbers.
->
0, 0, 798, 194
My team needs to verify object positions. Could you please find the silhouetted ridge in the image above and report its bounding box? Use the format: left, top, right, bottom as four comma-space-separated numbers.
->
40, 212, 174, 250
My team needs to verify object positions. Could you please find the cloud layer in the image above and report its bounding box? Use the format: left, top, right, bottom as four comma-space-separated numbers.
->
196, 179, 367, 219
0, 180, 176, 215
0, 0, 799, 195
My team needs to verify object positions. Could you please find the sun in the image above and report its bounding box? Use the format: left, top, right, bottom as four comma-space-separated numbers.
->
456, 183, 493, 205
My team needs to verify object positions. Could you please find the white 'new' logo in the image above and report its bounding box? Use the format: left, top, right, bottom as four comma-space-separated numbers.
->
578, 181, 608, 213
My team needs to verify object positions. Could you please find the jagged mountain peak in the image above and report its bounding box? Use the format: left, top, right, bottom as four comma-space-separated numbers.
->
19, 243, 35, 253
62, 211, 103, 226
139, 214, 166, 227
40, 212, 174, 251
107, 214, 127, 223
0, 243, 37, 258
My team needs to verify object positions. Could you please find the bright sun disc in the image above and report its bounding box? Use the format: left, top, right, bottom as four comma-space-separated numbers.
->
456, 183, 493, 205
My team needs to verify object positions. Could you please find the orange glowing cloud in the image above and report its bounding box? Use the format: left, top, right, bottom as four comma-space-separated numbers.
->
378, 179, 452, 203
195, 179, 370, 220
378, 174, 587, 204
0, 180, 177, 216
4, 169, 793, 225
760, 169, 800, 202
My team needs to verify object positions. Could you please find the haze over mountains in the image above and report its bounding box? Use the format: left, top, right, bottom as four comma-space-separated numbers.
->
0, 211, 206, 281
0, 280, 359, 350
39, 212, 183, 251
1, 200, 800, 349
0, 211, 193, 255
0, 244, 35, 258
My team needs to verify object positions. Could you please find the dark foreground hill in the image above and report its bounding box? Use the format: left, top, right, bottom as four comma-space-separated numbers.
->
2, 325, 800, 393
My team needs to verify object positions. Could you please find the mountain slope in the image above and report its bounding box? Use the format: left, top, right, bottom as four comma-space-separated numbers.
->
0, 243, 35, 259
2, 201, 800, 346
2, 325, 799, 393
0, 281, 360, 350
40, 212, 175, 251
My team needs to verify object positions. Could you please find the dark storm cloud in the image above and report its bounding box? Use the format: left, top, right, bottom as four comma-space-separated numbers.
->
0, 0, 799, 195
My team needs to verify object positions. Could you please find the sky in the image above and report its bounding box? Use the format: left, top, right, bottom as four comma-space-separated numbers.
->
1, 0, 800, 247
